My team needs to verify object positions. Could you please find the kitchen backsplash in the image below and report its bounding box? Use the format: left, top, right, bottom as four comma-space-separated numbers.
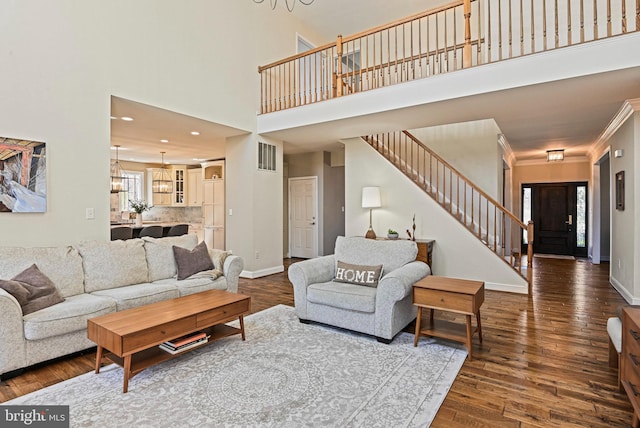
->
110, 193, 203, 223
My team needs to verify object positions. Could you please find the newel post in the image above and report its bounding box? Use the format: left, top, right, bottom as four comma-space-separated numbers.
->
463, 0, 472, 68
336, 34, 343, 97
526, 221, 534, 267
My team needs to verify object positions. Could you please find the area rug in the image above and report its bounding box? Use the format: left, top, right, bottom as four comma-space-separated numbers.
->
534, 253, 576, 260
5, 305, 467, 427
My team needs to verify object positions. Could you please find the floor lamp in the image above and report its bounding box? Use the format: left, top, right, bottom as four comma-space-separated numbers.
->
362, 186, 381, 239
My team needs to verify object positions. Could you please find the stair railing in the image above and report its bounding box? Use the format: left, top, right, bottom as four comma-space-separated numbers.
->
363, 130, 533, 286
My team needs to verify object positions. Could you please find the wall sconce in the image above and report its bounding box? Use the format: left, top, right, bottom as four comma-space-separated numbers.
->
362, 186, 381, 239
614, 149, 624, 158
546, 149, 564, 162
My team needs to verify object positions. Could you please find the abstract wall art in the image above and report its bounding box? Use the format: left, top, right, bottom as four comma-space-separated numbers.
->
0, 137, 47, 212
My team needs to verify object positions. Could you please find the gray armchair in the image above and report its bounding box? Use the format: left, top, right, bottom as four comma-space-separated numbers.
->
288, 236, 430, 343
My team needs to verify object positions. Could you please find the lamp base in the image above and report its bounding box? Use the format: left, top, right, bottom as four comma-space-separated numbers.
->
365, 228, 377, 239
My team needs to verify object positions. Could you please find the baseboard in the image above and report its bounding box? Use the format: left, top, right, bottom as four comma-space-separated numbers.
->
240, 265, 285, 279
485, 281, 528, 294
610, 276, 640, 304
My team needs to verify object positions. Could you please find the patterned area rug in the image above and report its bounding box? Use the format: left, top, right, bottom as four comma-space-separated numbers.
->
6, 305, 467, 427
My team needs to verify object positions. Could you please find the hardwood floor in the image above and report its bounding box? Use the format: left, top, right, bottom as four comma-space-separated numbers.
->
0, 257, 632, 426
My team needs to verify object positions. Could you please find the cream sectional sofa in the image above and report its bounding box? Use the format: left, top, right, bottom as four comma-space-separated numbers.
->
0, 234, 243, 379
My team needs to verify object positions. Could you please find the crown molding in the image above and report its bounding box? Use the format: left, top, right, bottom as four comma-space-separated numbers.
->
590, 98, 640, 159
498, 133, 516, 167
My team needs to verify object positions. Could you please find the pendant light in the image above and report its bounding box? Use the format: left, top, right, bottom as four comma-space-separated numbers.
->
152, 151, 173, 194
110, 145, 126, 193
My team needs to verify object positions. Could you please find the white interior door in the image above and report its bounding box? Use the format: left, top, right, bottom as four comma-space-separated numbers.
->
289, 177, 318, 259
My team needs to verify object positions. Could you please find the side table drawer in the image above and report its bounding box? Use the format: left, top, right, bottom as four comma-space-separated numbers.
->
413, 287, 472, 313
197, 299, 250, 327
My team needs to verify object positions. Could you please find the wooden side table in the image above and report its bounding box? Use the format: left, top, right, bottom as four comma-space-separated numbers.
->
412, 276, 484, 360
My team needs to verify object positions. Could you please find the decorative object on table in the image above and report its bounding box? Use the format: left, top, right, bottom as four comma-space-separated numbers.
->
129, 199, 152, 227
406, 215, 417, 240
151, 151, 173, 194
361, 186, 381, 239
0, 136, 47, 213
387, 229, 399, 239
412, 214, 416, 241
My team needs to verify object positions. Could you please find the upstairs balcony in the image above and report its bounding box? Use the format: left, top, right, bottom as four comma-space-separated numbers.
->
258, 0, 639, 116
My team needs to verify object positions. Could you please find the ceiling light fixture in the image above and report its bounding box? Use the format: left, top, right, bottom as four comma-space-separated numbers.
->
152, 151, 173, 194
253, 0, 315, 12
110, 145, 127, 193
160, 139, 169, 143
120, 116, 134, 121
546, 149, 564, 162
190, 131, 200, 136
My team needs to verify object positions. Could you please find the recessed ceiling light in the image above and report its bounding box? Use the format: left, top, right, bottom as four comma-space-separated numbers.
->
160, 139, 169, 143
110, 116, 117, 120
190, 131, 200, 136
121, 116, 134, 121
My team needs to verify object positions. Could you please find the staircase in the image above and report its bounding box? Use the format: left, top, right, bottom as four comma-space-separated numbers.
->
362, 130, 533, 287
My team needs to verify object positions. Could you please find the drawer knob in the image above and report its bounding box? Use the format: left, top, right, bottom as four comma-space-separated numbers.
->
631, 329, 640, 341
632, 353, 640, 367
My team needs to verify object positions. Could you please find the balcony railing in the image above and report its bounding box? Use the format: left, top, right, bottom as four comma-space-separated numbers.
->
258, 0, 639, 113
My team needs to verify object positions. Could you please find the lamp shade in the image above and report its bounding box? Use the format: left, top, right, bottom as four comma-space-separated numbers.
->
362, 186, 381, 208
546, 149, 564, 161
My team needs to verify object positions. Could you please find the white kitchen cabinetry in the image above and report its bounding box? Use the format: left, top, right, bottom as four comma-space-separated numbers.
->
171, 165, 187, 207
187, 168, 203, 207
201, 160, 224, 250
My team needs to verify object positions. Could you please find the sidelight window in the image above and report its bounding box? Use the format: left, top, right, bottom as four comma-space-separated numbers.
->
576, 185, 586, 248
522, 186, 531, 244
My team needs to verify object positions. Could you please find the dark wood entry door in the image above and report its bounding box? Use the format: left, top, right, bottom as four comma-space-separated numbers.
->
526, 182, 587, 257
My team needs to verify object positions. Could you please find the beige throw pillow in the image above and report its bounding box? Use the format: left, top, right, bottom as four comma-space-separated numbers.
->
173, 241, 215, 280
0, 264, 65, 315
334, 260, 383, 287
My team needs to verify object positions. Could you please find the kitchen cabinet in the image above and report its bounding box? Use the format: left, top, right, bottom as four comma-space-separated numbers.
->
187, 168, 203, 207
202, 160, 224, 250
171, 165, 187, 207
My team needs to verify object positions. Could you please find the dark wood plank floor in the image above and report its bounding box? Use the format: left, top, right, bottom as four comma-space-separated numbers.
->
0, 257, 632, 426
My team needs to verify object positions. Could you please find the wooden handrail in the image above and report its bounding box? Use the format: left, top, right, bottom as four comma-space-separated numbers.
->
403, 131, 526, 228
336, 38, 484, 79
341, 0, 466, 43
364, 131, 534, 285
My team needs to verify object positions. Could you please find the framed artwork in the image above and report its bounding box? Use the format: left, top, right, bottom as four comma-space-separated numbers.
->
0, 137, 47, 212
615, 170, 625, 211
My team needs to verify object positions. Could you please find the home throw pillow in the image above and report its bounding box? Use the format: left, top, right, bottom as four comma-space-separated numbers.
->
334, 261, 383, 287
0, 264, 65, 315
173, 241, 215, 280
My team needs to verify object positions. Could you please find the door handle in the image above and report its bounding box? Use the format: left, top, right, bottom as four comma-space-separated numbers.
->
310, 222, 316, 225
565, 215, 572, 225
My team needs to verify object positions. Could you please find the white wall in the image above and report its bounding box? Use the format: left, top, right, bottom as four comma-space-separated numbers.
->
0, 1, 323, 277
344, 137, 527, 293
608, 114, 638, 300
409, 119, 503, 199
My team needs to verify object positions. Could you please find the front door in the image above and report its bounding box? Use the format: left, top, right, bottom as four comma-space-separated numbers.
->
523, 182, 587, 257
289, 177, 318, 259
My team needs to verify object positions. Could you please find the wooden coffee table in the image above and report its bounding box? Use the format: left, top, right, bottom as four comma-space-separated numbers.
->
87, 289, 251, 392
412, 276, 484, 360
